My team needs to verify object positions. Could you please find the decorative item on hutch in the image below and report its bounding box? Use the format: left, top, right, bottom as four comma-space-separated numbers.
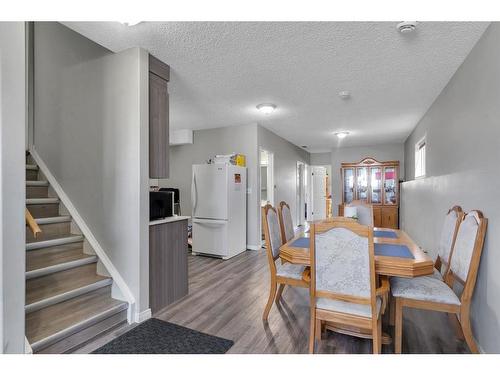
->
339, 157, 400, 229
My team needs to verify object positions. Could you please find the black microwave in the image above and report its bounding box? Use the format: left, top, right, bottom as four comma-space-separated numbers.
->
150, 191, 175, 220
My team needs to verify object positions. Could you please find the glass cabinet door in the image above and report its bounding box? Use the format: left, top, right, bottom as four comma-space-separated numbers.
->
343, 168, 355, 204
356, 167, 368, 202
370, 167, 382, 204
384, 167, 398, 205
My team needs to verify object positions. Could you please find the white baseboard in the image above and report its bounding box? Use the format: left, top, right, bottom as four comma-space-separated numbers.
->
30, 147, 136, 321
247, 244, 262, 251
25, 337, 33, 354
135, 309, 152, 323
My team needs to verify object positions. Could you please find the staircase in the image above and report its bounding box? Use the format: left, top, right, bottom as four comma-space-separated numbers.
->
25, 154, 128, 353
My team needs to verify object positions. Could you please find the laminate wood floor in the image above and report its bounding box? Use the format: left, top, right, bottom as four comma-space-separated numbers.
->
75, 250, 470, 354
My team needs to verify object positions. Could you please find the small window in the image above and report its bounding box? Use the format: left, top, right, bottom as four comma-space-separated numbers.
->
415, 137, 426, 178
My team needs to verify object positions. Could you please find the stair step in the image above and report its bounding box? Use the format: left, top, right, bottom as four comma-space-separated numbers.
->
26, 185, 49, 199
26, 252, 98, 280
26, 198, 59, 205
25, 263, 111, 312
26, 164, 38, 170
26, 180, 49, 187
35, 216, 71, 225
26, 221, 72, 242
26, 234, 83, 250
26, 242, 86, 272
26, 286, 127, 353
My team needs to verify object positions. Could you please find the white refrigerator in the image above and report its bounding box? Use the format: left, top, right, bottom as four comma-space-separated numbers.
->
191, 164, 247, 259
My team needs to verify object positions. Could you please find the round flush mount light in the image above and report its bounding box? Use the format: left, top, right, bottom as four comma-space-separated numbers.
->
397, 21, 417, 34
120, 21, 142, 26
334, 131, 350, 139
339, 91, 351, 99
256, 103, 277, 115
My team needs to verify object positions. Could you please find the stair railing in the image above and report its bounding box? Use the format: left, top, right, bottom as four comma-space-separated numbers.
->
25, 208, 42, 238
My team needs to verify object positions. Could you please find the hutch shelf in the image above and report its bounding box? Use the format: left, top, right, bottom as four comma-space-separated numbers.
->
338, 157, 400, 229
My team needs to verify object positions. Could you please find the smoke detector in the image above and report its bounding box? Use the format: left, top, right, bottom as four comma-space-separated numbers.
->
397, 21, 417, 34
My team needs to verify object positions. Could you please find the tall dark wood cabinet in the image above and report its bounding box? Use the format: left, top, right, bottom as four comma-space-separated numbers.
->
149, 219, 189, 314
338, 157, 400, 229
149, 55, 170, 178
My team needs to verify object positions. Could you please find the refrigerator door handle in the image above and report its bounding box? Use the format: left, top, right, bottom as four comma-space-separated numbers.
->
192, 218, 228, 225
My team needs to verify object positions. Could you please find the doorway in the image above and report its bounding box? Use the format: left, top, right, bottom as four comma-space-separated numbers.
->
310, 165, 332, 221
296, 161, 307, 227
260, 149, 274, 245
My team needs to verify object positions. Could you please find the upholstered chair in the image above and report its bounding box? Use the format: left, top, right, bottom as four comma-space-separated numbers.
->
309, 221, 389, 354
344, 200, 374, 227
431, 206, 464, 279
262, 204, 309, 321
278, 201, 295, 244
391, 211, 487, 353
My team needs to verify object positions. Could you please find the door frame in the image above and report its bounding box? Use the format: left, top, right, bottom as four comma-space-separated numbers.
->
259, 148, 274, 246
296, 161, 307, 226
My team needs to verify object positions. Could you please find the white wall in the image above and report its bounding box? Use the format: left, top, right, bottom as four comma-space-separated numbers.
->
0, 21, 26, 354
330, 143, 405, 215
158, 124, 260, 248
33, 22, 150, 317
402, 23, 500, 353
257, 126, 310, 228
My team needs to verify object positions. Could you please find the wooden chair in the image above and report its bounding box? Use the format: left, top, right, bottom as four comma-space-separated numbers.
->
391, 210, 487, 353
262, 204, 309, 321
344, 200, 374, 226
308, 220, 390, 354
278, 201, 295, 244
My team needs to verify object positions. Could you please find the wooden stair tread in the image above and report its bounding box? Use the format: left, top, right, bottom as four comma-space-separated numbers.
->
26, 247, 94, 272
26, 286, 126, 345
26, 232, 80, 244
26, 263, 109, 305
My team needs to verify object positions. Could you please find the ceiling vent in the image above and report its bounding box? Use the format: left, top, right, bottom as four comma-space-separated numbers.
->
397, 21, 417, 34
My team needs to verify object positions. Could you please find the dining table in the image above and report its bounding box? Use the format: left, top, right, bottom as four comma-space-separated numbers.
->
279, 219, 434, 278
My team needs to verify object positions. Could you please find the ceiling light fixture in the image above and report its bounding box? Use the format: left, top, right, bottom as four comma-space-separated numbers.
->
339, 91, 351, 99
256, 103, 277, 115
397, 21, 417, 34
334, 131, 350, 139
120, 21, 142, 27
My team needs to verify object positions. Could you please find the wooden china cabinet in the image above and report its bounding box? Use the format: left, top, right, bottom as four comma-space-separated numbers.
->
338, 157, 400, 229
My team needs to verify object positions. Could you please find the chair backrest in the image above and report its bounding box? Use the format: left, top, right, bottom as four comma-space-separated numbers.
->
262, 204, 282, 273
448, 210, 487, 304
278, 201, 295, 244
436, 206, 463, 275
309, 220, 376, 317
345, 200, 374, 226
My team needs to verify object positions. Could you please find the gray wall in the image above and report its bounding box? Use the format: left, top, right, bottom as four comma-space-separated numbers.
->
158, 124, 260, 247
0, 21, 26, 354
401, 23, 500, 353
33, 22, 150, 317
310, 152, 332, 166
257, 126, 310, 228
330, 143, 405, 215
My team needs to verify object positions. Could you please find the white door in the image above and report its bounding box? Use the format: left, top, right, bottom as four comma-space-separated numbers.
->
311, 166, 327, 220
192, 164, 228, 220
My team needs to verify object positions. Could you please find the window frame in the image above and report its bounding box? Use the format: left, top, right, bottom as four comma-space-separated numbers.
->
414, 136, 426, 179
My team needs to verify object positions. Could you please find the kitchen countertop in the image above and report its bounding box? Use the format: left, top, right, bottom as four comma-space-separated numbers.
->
149, 216, 191, 226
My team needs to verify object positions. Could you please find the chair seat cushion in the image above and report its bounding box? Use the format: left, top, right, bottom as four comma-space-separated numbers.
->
276, 262, 306, 280
391, 275, 461, 305
430, 268, 444, 280
316, 297, 382, 318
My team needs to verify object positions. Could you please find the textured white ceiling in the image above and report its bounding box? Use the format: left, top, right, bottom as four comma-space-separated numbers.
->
63, 22, 488, 152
